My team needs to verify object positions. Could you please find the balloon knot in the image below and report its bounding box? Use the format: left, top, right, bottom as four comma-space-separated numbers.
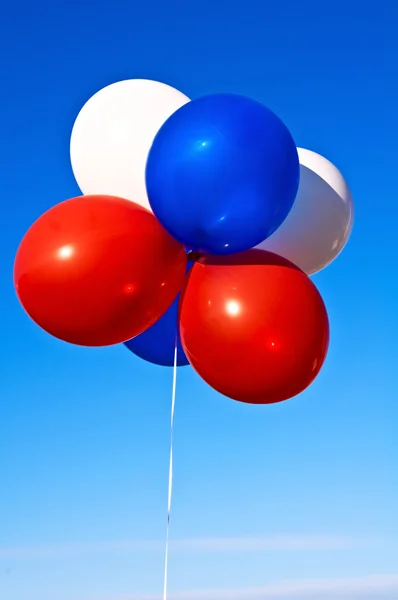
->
187, 251, 201, 262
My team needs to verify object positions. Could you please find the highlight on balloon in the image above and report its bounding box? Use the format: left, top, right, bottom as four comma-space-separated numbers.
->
14, 78, 354, 405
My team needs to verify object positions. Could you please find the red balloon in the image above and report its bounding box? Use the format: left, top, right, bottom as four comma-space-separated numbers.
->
14, 195, 187, 346
179, 250, 329, 404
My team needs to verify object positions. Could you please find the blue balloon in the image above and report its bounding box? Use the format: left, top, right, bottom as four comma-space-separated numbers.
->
123, 262, 192, 367
146, 94, 300, 255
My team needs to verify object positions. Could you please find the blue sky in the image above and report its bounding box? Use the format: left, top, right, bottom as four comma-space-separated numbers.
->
1, 0, 397, 599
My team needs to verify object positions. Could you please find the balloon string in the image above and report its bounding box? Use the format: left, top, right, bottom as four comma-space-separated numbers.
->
163, 339, 178, 600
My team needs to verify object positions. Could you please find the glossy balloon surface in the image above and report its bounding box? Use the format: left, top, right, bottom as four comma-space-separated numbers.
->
258, 148, 354, 274
146, 94, 299, 255
179, 250, 329, 404
14, 195, 187, 346
124, 263, 192, 367
70, 79, 190, 211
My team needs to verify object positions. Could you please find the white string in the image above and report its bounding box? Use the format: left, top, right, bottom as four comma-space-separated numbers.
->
163, 340, 178, 600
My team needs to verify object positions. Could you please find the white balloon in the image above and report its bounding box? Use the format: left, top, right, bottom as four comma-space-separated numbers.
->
257, 148, 354, 275
70, 79, 190, 211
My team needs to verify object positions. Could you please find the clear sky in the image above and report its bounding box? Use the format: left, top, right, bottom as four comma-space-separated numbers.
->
1, 1, 397, 599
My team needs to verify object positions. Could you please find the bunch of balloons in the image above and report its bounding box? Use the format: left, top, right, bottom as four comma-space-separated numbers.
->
14, 79, 354, 404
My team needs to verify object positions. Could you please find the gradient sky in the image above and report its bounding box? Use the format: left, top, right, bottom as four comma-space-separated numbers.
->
1, 0, 397, 599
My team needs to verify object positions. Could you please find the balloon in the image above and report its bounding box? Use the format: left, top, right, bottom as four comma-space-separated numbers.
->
179, 250, 329, 404
257, 148, 354, 275
14, 195, 187, 347
146, 94, 299, 255
124, 262, 193, 367
70, 79, 190, 211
